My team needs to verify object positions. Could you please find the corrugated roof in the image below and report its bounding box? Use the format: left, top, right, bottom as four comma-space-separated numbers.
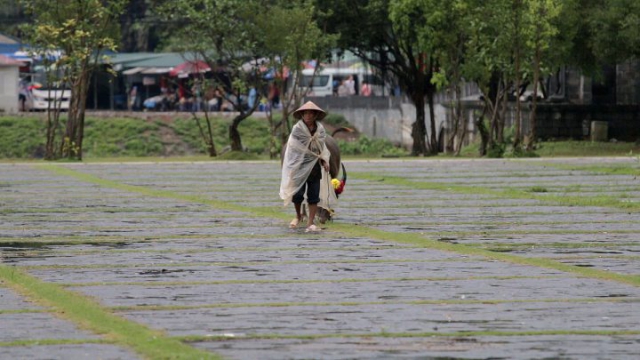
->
103, 52, 164, 65
0, 54, 24, 66
0, 33, 20, 45
104, 52, 199, 69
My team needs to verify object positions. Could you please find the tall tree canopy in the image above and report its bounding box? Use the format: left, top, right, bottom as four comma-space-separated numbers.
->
155, 0, 267, 154
21, 0, 127, 160
317, 0, 439, 155
256, 0, 336, 151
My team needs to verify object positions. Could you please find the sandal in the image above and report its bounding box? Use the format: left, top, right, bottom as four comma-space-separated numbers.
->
289, 218, 300, 228
305, 224, 321, 233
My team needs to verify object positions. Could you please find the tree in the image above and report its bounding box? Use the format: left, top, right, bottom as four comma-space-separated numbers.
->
457, 0, 514, 156
21, 0, 126, 160
391, 0, 471, 155
589, 0, 640, 64
119, 0, 159, 52
255, 1, 336, 156
524, 0, 561, 151
155, 0, 267, 154
317, 0, 439, 156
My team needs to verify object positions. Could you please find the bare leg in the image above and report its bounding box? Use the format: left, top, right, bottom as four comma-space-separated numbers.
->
307, 203, 318, 227
294, 203, 303, 222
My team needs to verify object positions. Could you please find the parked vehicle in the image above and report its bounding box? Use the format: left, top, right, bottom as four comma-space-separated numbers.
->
25, 88, 71, 111
294, 67, 390, 97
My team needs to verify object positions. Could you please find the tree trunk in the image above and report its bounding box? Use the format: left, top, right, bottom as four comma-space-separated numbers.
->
62, 84, 80, 159
474, 105, 489, 156
410, 86, 427, 156
75, 71, 90, 161
44, 89, 62, 160
410, 92, 428, 156
447, 79, 463, 155
267, 112, 278, 159
526, 39, 542, 151
229, 113, 250, 152
426, 86, 439, 155
194, 113, 217, 157
512, 0, 523, 151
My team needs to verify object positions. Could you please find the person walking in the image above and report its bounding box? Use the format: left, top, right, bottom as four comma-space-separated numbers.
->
279, 101, 337, 232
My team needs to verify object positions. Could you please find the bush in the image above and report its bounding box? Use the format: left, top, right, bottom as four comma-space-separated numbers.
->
337, 135, 408, 156
323, 113, 351, 128
0, 115, 336, 159
0, 117, 46, 158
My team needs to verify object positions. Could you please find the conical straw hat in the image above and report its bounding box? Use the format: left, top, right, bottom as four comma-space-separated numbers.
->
293, 101, 327, 120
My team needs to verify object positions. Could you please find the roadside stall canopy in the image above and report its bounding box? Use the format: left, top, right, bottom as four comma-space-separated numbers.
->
105, 52, 198, 75
169, 60, 210, 77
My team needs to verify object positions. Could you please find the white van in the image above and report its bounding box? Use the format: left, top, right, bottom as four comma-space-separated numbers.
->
296, 67, 389, 97
25, 88, 71, 111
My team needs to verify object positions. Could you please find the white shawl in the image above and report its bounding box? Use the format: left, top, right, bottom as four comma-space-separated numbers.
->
279, 120, 337, 211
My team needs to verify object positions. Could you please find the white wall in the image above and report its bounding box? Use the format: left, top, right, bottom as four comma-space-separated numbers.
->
308, 96, 448, 150
0, 66, 19, 114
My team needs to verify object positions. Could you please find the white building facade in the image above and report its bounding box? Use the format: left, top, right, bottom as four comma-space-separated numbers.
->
0, 54, 21, 114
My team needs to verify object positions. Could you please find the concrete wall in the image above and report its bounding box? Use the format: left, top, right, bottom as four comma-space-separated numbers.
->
307, 96, 447, 149
617, 61, 640, 105
445, 101, 640, 147
0, 65, 19, 114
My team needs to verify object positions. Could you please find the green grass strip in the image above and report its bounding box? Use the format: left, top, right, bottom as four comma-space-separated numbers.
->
0, 338, 112, 347
38, 164, 640, 288
112, 296, 639, 312
428, 229, 638, 238
365, 219, 640, 226
0, 265, 221, 359
530, 162, 640, 176
39, 163, 290, 221
351, 171, 640, 211
0, 232, 306, 245
329, 224, 640, 287
472, 241, 639, 250
177, 329, 640, 342
20, 258, 474, 271
55, 245, 414, 256
0, 308, 48, 315
62, 275, 548, 288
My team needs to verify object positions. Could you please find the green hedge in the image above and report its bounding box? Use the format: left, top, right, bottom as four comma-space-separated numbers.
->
0, 115, 407, 159
0, 116, 275, 159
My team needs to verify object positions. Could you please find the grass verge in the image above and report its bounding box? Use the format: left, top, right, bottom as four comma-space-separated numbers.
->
351, 171, 640, 211
0, 265, 222, 359
176, 329, 640, 342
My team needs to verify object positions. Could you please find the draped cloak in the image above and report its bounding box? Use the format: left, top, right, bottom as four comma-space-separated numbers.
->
279, 120, 338, 212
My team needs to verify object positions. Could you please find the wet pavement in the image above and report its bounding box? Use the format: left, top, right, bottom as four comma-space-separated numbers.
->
1, 158, 639, 359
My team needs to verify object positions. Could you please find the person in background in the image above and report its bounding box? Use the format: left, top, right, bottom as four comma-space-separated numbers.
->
268, 82, 280, 109
248, 87, 257, 110
360, 81, 372, 96
18, 79, 29, 111
345, 75, 356, 95
337, 80, 349, 97
129, 86, 138, 111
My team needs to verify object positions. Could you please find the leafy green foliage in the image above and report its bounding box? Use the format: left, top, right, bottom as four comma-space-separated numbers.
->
529, 186, 548, 193
337, 136, 408, 157
20, 0, 128, 160
0, 116, 405, 159
322, 114, 351, 128
0, 117, 46, 158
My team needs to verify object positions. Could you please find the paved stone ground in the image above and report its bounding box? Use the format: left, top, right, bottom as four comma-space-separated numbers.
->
0, 158, 639, 359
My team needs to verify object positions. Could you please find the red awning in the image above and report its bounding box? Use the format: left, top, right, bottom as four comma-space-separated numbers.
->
169, 60, 211, 77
